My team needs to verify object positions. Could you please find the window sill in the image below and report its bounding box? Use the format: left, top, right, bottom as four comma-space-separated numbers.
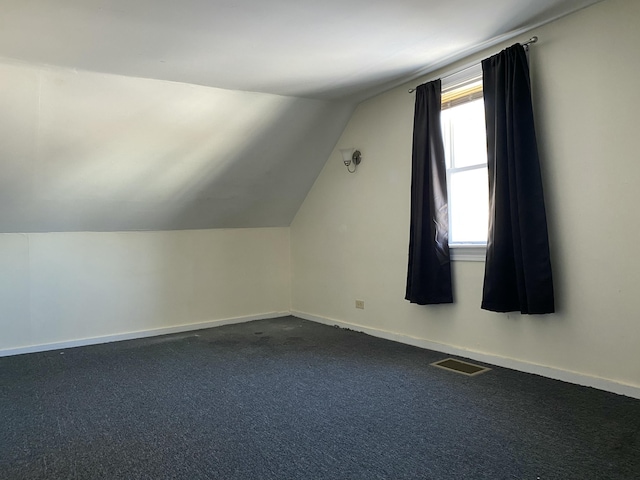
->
450, 244, 486, 262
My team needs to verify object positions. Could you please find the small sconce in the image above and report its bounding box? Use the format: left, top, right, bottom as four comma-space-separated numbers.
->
339, 148, 362, 174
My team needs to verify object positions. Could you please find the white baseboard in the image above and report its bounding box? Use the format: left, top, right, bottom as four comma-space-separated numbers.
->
292, 310, 640, 400
0, 311, 290, 358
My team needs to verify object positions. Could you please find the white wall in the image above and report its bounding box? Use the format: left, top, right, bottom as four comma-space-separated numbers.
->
0, 59, 353, 232
291, 0, 640, 395
0, 227, 290, 354
0, 53, 324, 356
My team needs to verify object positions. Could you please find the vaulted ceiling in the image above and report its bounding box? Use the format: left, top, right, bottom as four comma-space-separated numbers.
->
0, 0, 602, 232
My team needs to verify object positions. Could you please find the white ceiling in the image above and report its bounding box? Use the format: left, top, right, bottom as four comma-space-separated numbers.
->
1, 0, 602, 101
0, 0, 602, 232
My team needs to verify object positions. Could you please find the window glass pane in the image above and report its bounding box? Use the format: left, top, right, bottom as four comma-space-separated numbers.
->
449, 167, 488, 244
447, 99, 487, 169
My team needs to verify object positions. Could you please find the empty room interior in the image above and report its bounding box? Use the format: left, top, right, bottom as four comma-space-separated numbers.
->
1, 0, 640, 478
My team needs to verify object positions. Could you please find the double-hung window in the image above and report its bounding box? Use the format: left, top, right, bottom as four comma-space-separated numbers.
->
440, 65, 488, 261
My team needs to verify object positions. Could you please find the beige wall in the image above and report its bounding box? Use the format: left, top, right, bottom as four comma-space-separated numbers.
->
291, 0, 640, 393
0, 59, 353, 232
0, 228, 290, 353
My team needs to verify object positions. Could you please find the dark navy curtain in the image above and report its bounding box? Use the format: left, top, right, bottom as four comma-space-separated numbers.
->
481, 44, 554, 314
405, 79, 453, 305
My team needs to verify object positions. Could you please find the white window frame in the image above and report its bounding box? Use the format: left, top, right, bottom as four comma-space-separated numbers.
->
441, 64, 487, 262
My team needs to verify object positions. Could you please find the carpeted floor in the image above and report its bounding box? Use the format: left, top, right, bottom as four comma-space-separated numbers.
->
1, 316, 639, 479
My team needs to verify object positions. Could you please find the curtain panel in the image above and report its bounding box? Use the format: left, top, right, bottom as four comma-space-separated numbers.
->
405, 80, 453, 305
481, 44, 555, 314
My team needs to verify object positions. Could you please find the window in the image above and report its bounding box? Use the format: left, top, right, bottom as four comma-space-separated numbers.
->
440, 66, 488, 261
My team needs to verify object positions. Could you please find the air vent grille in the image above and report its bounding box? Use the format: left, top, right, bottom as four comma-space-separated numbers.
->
431, 358, 491, 376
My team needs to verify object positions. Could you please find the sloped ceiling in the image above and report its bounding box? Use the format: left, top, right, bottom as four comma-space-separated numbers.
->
0, 0, 601, 232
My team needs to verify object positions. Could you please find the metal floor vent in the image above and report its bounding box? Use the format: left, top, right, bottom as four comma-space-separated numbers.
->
431, 358, 491, 376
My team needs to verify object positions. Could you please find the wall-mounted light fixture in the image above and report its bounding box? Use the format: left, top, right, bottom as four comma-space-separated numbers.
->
339, 148, 362, 174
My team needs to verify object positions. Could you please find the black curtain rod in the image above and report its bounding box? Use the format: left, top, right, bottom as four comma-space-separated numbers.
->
408, 36, 538, 94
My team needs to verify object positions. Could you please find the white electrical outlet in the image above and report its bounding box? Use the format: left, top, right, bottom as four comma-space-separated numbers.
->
355, 300, 365, 309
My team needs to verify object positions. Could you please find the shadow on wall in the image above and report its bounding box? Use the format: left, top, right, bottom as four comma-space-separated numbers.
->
0, 60, 355, 233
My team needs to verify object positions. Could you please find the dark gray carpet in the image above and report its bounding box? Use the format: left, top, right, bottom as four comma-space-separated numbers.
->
1, 316, 639, 480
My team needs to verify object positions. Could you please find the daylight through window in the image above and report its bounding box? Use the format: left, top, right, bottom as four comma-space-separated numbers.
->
441, 71, 488, 247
